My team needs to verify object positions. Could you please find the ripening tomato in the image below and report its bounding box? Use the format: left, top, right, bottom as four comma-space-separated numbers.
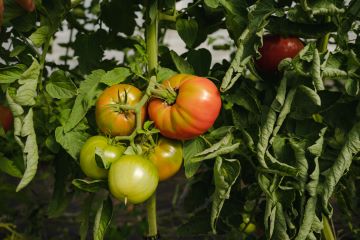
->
148, 74, 221, 140
0, 105, 13, 132
255, 35, 304, 74
80, 136, 125, 179
15, 0, 35, 12
108, 155, 158, 204
148, 137, 183, 181
96, 84, 146, 136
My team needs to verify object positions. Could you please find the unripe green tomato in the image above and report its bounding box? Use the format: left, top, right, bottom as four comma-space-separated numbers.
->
80, 136, 125, 179
108, 155, 159, 204
239, 222, 256, 235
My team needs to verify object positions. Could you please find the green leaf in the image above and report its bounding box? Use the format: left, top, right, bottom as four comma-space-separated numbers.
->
93, 197, 113, 240
55, 126, 90, 160
204, 0, 219, 8
183, 138, 206, 178
156, 67, 177, 83
72, 179, 108, 193
0, 64, 27, 84
64, 70, 105, 132
16, 109, 39, 192
80, 194, 94, 240
221, 0, 277, 91
48, 155, 73, 218
170, 50, 195, 74
101, 67, 131, 86
29, 26, 50, 47
211, 157, 240, 233
46, 70, 77, 99
15, 59, 41, 106
298, 85, 321, 106
321, 121, 360, 211
187, 48, 212, 76
176, 18, 198, 48
101, 0, 137, 35
0, 153, 22, 178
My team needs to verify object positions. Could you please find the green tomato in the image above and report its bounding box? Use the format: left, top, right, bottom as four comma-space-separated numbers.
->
80, 136, 125, 179
108, 155, 159, 204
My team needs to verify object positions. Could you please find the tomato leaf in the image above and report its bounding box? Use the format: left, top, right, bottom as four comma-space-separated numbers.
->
64, 69, 105, 133
93, 196, 113, 240
95, 148, 110, 170
170, 50, 195, 74
79, 194, 94, 240
55, 126, 89, 160
48, 154, 73, 218
29, 25, 50, 47
72, 179, 108, 193
0, 153, 22, 178
46, 70, 77, 99
101, 67, 131, 86
15, 59, 40, 106
0, 64, 27, 84
187, 48, 212, 76
183, 138, 206, 178
176, 18, 198, 48
211, 157, 240, 233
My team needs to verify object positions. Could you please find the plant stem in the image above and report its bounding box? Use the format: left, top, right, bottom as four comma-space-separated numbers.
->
146, 193, 158, 237
322, 214, 336, 240
145, 0, 159, 238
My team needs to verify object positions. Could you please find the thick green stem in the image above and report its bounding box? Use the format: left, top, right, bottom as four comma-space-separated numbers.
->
145, 1, 159, 238
322, 214, 336, 240
146, 193, 158, 237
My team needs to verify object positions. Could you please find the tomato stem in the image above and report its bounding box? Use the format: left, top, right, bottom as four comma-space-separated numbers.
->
146, 193, 158, 237
145, 0, 159, 237
322, 214, 336, 240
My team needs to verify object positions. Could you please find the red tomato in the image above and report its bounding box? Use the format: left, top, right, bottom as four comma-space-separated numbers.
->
96, 84, 146, 136
0, 105, 13, 132
148, 74, 221, 140
256, 35, 304, 74
15, 0, 35, 12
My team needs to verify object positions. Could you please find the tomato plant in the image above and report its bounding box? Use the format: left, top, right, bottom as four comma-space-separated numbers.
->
147, 137, 183, 181
0, 105, 13, 132
96, 84, 146, 136
148, 74, 222, 140
108, 154, 159, 204
255, 35, 304, 74
79, 136, 125, 179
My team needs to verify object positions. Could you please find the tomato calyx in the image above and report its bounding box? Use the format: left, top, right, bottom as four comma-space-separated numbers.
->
151, 82, 177, 105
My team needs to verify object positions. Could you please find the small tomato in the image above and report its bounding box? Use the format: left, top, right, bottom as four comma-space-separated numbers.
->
80, 136, 125, 179
148, 137, 183, 181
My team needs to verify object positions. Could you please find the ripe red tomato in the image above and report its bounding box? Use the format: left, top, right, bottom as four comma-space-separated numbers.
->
96, 84, 146, 136
148, 74, 222, 140
0, 105, 13, 132
15, 0, 35, 12
255, 35, 304, 74
148, 137, 183, 181
108, 155, 158, 204
80, 136, 125, 179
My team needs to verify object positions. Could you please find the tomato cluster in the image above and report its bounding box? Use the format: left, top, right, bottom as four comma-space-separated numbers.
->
79, 74, 220, 204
